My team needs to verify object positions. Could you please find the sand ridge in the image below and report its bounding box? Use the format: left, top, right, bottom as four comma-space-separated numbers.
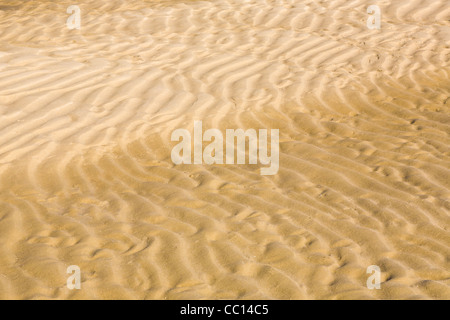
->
0, 0, 449, 299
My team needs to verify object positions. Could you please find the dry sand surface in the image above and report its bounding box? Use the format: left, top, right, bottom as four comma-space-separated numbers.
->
0, 0, 449, 300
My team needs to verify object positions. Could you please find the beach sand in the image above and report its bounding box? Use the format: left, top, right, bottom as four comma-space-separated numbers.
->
0, 0, 449, 299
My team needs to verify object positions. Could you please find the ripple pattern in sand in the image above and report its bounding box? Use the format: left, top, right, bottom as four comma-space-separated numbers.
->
0, 0, 449, 299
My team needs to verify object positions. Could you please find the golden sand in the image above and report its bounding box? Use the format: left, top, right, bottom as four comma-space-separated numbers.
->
0, 0, 449, 299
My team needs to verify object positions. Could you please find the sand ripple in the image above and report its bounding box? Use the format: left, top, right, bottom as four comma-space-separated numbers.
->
0, 0, 449, 299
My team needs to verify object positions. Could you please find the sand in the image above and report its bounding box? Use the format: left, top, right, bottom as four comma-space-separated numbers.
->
0, 0, 449, 300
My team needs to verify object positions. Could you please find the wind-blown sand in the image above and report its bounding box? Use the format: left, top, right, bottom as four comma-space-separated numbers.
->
0, 0, 449, 299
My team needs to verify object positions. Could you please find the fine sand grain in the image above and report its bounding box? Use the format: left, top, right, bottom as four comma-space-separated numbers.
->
0, 0, 449, 299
